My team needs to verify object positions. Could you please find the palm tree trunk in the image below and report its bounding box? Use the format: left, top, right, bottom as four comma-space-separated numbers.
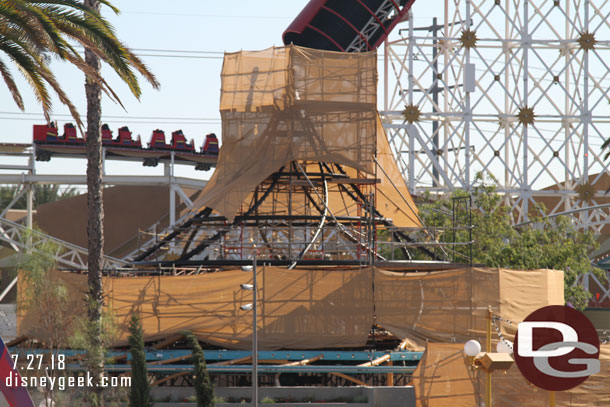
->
84, 0, 104, 404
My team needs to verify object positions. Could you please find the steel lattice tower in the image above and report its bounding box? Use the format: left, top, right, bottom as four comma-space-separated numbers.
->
382, 0, 610, 230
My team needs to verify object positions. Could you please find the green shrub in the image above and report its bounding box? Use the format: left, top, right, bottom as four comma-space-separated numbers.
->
184, 331, 215, 407
128, 313, 150, 407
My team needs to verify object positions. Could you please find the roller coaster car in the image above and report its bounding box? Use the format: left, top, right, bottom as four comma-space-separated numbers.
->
170, 130, 195, 151
33, 122, 84, 145
101, 124, 142, 147
201, 133, 219, 155
33, 123, 58, 143
101, 124, 113, 144
117, 126, 142, 147
148, 129, 170, 149
62, 123, 84, 144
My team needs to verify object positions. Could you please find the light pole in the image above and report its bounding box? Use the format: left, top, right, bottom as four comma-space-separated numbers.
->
240, 258, 258, 407
464, 307, 514, 406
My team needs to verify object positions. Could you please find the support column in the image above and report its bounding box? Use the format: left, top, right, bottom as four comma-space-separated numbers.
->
26, 185, 33, 231
407, 10, 415, 193
521, 0, 530, 219
26, 151, 34, 230
464, 0, 472, 190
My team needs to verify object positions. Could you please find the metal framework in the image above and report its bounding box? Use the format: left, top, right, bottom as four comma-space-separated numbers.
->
0, 217, 125, 270
0, 144, 208, 269
382, 0, 610, 229
130, 154, 472, 269
12, 348, 421, 387
346, 0, 413, 52
132, 161, 420, 267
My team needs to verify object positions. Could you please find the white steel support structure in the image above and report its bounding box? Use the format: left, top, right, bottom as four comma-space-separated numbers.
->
383, 0, 610, 229
0, 144, 207, 268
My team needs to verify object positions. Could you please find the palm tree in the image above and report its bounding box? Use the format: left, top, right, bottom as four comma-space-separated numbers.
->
80, 2, 158, 405
2, 2, 159, 404
0, 0, 157, 129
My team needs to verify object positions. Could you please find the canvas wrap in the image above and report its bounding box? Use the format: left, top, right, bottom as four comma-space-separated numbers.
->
18, 267, 563, 350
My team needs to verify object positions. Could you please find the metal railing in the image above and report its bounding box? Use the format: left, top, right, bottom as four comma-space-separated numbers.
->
0, 217, 125, 270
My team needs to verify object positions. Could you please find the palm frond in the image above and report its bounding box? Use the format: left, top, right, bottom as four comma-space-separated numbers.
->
0, 38, 52, 114
0, 58, 24, 109
0, 0, 159, 126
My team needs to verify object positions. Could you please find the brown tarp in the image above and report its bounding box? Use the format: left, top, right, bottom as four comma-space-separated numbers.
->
411, 343, 479, 407
18, 267, 563, 350
33, 185, 204, 259
373, 116, 420, 227
192, 44, 418, 227
375, 268, 564, 348
412, 343, 610, 407
194, 45, 379, 221
234, 119, 420, 228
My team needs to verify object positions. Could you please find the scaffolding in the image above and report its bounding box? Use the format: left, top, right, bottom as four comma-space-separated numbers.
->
132, 45, 437, 268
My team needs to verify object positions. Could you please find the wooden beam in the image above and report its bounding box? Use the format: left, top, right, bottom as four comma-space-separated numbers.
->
387, 361, 394, 386
397, 338, 410, 351
358, 354, 390, 367
149, 354, 192, 366
209, 355, 252, 366
330, 372, 368, 387
6, 335, 28, 347
152, 371, 188, 387
282, 354, 323, 366
107, 353, 127, 364
152, 334, 184, 350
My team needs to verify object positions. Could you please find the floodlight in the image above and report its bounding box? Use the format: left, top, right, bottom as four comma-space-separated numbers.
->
496, 339, 513, 355
464, 339, 481, 357
240, 303, 253, 311
241, 284, 254, 291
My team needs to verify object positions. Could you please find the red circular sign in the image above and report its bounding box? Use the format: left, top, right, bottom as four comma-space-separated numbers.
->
513, 305, 600, 391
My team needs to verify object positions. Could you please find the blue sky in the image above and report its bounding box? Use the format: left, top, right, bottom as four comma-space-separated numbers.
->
0, 1, 434, 180
1, 1, 310, 178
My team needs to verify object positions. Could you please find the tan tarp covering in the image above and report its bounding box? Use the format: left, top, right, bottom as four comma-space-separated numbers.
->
34, 185, 204, 259
235, 120, 420, 228
373, 116, 420, 227
498, 268, 565, 339
18, 267, 562, 350
195, 45, 378, 221
17, 270, 88, 342
412, 343, 610, 407
411, 343, 478, 407
375, 268, 564, 348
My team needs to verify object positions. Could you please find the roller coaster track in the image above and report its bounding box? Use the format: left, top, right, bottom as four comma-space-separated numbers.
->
0, 217, 125, 270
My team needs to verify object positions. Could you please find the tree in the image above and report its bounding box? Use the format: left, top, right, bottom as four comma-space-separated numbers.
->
128, 313, 150, 407
79, 2, 158, 406
18, 229, 71, 405
1, 2, 158, 404
184, 332, 215, 407
0, 0, 150, 127
416, 176, 605, 310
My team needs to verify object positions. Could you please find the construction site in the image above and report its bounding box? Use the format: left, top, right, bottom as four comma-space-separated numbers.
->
1, 0, 610, 406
